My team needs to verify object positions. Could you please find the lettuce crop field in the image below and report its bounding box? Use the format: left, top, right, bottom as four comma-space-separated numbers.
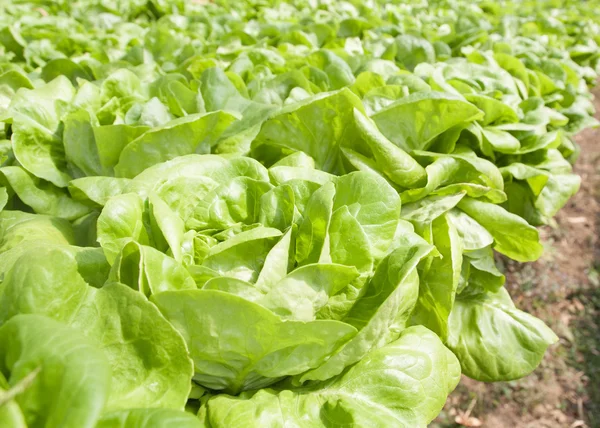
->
0, 0, 599, 427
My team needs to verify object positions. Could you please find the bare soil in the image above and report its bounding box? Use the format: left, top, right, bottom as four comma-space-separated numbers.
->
433, 88, 600, 428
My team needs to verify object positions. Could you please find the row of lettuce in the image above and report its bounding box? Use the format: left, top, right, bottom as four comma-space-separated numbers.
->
0, 0, 598, 427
